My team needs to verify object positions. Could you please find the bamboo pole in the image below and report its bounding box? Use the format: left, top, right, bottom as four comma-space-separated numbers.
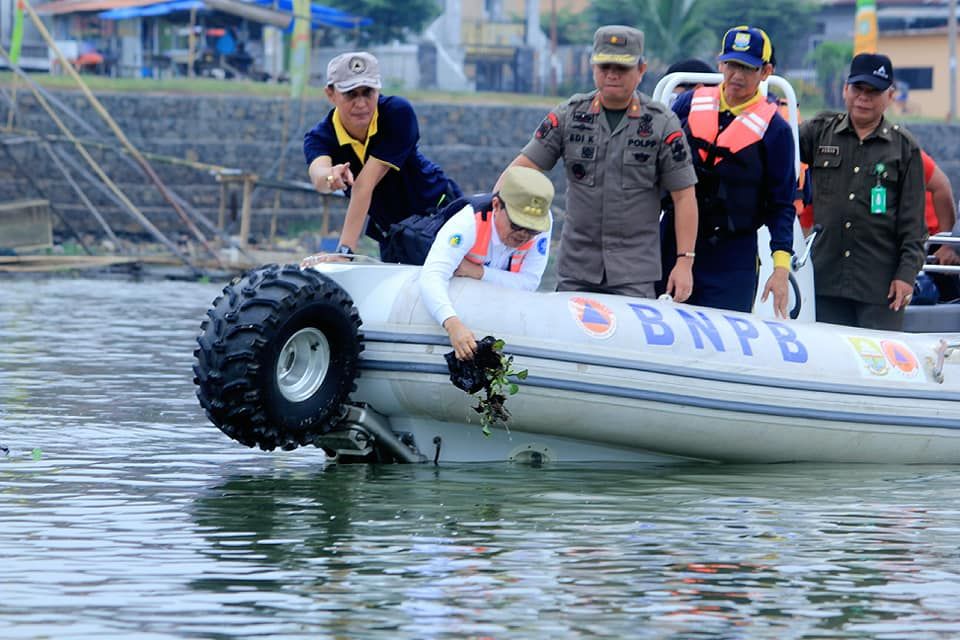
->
0, 43, 201, 274
18, 0, 223, 267
239, 174, 254, 248
0, 140, 93, 255
4, 75, 17, 130
188, 6, 197, 79
41, 141, 124, 249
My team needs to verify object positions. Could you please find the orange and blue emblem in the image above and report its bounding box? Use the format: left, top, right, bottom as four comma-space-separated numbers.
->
880, 339, 919, 376
568, 296, 616, 339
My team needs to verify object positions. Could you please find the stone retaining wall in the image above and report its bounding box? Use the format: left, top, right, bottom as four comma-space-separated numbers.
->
3, 90, 960, 242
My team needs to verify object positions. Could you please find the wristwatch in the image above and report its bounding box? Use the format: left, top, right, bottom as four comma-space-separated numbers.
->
336, 244, 354, 256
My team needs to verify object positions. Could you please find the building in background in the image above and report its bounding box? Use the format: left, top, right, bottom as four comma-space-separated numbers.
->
421, 0, 589, 93
810, 0, 959, 119
0, 0, 50, 70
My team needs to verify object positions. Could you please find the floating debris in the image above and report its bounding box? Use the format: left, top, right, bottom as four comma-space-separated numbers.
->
446, 336, 528, 436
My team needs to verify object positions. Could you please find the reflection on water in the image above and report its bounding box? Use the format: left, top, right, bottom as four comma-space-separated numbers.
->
2, 278, 960, 639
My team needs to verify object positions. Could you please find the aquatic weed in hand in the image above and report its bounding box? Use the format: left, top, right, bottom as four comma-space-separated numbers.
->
445, 336, 528, 436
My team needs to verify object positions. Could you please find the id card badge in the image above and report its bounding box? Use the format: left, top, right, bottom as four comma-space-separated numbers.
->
870, 186, 887, 214
870, 162, 887, 214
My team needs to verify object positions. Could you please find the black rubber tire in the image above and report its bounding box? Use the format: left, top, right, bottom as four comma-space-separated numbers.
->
193, 264, 363, 451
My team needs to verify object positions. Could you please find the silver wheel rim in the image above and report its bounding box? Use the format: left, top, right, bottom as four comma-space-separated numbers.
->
276, 327, 331, 403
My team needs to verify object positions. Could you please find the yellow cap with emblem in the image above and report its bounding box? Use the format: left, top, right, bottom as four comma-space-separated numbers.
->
591, 25, 644, 66
498, 166, 554, 233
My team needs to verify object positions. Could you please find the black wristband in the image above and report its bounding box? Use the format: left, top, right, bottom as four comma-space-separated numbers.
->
337, 244, 354, 255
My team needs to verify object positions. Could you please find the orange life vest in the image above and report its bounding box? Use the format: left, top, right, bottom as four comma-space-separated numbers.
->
465, 211, 534, 273
688, 85, 779, 165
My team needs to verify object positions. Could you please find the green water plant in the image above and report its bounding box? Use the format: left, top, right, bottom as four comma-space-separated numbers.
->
446, 336, 529, 436
471, 339, 528, 437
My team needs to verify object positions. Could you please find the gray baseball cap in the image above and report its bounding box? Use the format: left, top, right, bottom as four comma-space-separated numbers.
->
326, 52, 382, 92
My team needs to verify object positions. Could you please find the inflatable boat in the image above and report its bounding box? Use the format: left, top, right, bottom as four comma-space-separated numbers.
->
192, 255, 960, 464
192, 74, 960, 464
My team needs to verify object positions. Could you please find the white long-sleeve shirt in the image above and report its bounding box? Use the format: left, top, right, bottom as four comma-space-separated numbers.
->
419, 203, 552, 326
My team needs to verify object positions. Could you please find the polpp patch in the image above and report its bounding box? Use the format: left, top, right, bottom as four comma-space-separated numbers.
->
448, 233, 463, 247
537, 236, 548, 255
568, 296, 617, 339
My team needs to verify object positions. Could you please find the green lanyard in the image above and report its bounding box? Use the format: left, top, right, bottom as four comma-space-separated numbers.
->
870, 162, 887, 214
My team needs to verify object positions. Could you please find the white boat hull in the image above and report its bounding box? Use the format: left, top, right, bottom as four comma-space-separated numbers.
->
312, 263, 960, 464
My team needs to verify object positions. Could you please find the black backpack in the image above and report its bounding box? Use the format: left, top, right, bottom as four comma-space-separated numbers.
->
381, 193, 493, 265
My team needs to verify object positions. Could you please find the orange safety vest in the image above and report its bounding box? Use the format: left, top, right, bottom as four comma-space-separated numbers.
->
688, 85, 779, 165
465, 211, 534, 273
778, 100, 813, 228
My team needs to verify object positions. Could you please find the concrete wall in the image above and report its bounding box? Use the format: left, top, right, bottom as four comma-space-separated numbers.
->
2, 89, 959, 243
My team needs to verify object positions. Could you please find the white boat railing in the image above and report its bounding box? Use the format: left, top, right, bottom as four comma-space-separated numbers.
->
924, 232, 960, 274
651, 72, 802, 177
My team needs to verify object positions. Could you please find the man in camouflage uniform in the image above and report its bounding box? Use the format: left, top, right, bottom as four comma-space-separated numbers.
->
799, 53, 926, 330
501, 25, 698, 299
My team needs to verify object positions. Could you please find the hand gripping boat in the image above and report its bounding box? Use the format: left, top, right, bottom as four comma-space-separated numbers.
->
193, 257, 960, 464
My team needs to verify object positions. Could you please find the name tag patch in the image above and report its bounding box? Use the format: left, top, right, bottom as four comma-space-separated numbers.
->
818, 145, 840, 155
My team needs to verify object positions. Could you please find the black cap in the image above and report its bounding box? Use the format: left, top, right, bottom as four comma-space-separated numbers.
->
847, 53, 894, 90
665, 58, 714, 76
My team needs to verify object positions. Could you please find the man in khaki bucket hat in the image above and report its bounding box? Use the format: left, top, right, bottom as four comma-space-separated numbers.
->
420, 166, 556, 361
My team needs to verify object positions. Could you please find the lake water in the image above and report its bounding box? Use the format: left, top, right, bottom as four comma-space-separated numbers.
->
3, 276, 960, 639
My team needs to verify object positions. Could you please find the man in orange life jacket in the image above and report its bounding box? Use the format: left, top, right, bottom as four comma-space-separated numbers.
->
661, 26, 796, 317
420, 166, 554, 360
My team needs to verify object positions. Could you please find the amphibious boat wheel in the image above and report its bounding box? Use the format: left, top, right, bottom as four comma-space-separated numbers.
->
193, 264, 364, 451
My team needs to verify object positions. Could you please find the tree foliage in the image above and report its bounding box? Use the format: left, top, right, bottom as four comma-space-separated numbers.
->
807, 40, 853, 108
579, 0, 817, 73
588, 0, 716, 67
330, 0, 442, 45
700, 0, 818, 70
542, 8, 596, 46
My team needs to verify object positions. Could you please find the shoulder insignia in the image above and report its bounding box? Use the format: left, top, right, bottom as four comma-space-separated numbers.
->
536, 112, 560, 139
665, 131, 683, 145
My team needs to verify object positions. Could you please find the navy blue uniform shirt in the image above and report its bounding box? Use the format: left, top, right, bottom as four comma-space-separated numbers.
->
672, 89, 796, 254
303, 95, 461, 242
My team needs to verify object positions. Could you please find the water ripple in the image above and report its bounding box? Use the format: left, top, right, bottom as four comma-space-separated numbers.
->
3, 278, 960, 638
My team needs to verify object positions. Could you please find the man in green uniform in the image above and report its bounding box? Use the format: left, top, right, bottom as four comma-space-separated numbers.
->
501, 25, 698, 300
799, 53, 926, 330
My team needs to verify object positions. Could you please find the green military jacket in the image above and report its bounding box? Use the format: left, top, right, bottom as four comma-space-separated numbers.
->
522, 90, 697, 288
799, 112, 926, 304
